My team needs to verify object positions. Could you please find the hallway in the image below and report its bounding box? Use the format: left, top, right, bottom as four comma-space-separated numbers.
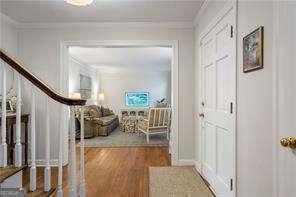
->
23, 147, 171, 197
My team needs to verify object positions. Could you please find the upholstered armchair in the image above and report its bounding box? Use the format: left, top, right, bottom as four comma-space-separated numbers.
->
138, 107, 171, 142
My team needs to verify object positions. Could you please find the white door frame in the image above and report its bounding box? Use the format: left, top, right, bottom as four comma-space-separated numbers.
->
60, 40, 179, 165
197, 1, 237, 195
272, 2, 296, 196
272, 2, 279, 196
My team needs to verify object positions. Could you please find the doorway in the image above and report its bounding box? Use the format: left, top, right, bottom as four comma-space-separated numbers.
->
60, 40, 179, 165
198, 2, 237, 196
68, 46, 172, 147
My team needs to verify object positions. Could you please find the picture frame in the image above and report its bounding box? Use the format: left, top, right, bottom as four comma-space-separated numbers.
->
125, 92, 150, 107
243, 26, 264, 73
79, 74, 92, 99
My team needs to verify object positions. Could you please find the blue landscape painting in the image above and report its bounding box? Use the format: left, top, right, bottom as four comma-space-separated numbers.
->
125, 92, 149, 107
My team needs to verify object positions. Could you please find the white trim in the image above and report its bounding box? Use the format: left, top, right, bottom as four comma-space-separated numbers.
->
29, 159, 67, 167
193, 0, 210, 27
60, 40, 179, 166
0, 12, 194, 29
35, 159, 61, 167
177, 159, 195, 166
196, 13, 203, 177
234, 3, 238, 196
69, 56, 97, 76
17, 22, 193, 29
194, 160, 202, 173
69, 56, 89, 68
272, 2, 279, 197
198, 1, 237, 196
59, 46, 70, 166
0, 13, 19, 27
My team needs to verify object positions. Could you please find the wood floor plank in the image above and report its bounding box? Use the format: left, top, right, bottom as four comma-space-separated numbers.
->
22, 147, 171, 197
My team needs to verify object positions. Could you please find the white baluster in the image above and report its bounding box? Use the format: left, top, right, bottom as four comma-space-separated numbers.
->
44, 97, 51, 192
79, 106, 85, 197
69, 106, 77, 197
29, 86, 36, 191
57, 106, 64, 197
0, 65, 7, 167
15, 74, 22, 167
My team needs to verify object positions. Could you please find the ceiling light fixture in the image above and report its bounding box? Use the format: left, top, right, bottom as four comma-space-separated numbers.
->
65, 0, 94, 6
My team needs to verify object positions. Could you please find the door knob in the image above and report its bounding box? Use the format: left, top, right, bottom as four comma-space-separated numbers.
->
199, 113, 205, 118
280, 136, 296, 149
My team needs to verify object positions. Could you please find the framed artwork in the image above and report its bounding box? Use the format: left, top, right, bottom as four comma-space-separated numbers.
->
125, 92, 149, 107
79, 74, 92, 99
243, 26, 264, 73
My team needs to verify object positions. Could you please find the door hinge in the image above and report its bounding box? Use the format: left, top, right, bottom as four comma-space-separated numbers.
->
230, 102, 233, 114
230, 178, 233, 191
230, 25, 234, 38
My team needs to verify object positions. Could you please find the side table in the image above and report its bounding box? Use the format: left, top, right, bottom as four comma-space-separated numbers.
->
0, 113, 29, 165
121, 116, 137, 133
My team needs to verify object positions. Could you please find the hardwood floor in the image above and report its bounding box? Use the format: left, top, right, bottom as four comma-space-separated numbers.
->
23, 147, 171, 197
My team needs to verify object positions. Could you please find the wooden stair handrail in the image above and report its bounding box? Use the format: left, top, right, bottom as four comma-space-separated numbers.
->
0, 49, 86, 106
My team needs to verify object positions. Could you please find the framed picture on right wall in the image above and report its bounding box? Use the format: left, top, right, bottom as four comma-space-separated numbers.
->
243, 26, 264, 73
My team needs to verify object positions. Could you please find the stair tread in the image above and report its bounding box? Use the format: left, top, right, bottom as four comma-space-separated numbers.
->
27, 188, 55, 197
22, 167, 57, 197
0, 165, 27, 183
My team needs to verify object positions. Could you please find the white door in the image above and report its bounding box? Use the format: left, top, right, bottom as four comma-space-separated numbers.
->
276, 2, 296, 196
200, 5, 236, 197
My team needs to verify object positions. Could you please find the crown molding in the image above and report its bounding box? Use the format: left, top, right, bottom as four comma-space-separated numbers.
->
69, 56, 88, 67
17, 21, 194, 29
69, 56, 98, 72
0, 12, 19, 27
1, 12, 194, 29
193, 0, 209, 27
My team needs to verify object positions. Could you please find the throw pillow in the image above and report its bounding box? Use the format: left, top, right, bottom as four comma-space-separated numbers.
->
101, 106, 112, 116
88, 105, 102, 118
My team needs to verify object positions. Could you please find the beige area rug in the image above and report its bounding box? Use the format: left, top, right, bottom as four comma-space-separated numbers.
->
149, 167, 214, 197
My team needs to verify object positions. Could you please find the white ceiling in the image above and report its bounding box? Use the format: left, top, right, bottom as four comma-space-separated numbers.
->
69, 46, 172, 73
0, 0, 203, 23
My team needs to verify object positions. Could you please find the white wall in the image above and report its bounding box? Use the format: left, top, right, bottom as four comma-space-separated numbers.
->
0, 14, 18, 96
0, 14, 18, 56
69, 57, 99, 100
0, 14, 19, 142
236, 1, 274, 197
195, 1, 275, 197
18, 26, 195, 162
100, 71, 171, 113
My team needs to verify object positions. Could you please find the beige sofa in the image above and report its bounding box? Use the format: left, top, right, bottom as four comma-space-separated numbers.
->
77, 105, 119, 137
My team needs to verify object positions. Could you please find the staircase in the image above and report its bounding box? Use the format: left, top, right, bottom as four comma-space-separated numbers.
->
0, 49, 86, 196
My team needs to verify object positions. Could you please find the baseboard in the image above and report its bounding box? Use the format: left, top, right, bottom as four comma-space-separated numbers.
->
177, 159, 195, 166
194, 160, 201, 173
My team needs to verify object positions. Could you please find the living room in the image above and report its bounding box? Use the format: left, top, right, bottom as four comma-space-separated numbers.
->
68, 46, 172, 148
